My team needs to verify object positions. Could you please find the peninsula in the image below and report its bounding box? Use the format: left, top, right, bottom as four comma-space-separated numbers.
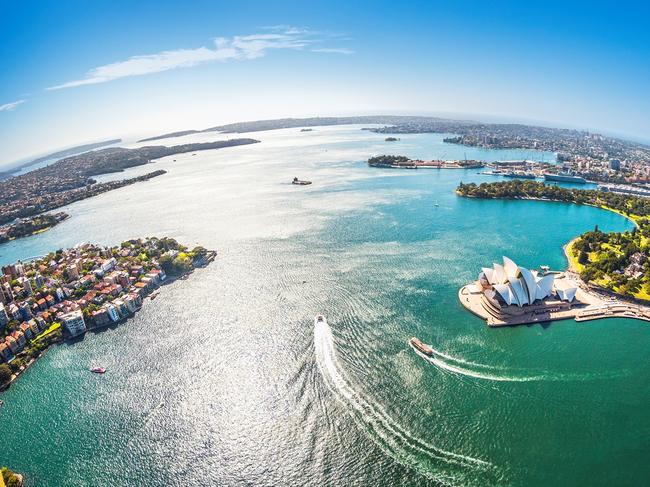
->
0, 139, 121, 181
0, 212, 69, 244
0, 138, 259, 226
456, 180, 650, 325
368, 154, 484, 169
0, 237, 215, 390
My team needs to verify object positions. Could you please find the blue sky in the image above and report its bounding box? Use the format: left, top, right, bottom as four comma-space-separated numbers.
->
1, 0, 649, 165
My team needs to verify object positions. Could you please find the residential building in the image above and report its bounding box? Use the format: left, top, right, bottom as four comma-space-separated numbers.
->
11, 330, 26, 348
0, 303, 9, 329
61, 310, 87, 337
105, 303, 120, 322
0, 342, 11, 362
4, 335, 20, 354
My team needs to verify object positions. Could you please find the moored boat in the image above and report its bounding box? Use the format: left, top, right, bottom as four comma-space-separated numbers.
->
409, 337, 434, 356
543, 173, 586, 184
292, 177, 312, 185
90, 367, 106, 374
503, 172, 536, 179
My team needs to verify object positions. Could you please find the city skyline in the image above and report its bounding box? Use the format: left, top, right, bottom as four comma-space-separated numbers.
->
2, 0, 650, 165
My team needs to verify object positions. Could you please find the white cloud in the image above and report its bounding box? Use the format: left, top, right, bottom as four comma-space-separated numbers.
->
0, 99, 26, 111
48, 27, 353, 90
311, 48, 355, 55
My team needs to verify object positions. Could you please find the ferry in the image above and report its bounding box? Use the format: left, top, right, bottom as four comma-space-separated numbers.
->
409, 337, 434, 356
314, 315, 326, 326
543, 173, 587, 184
90, 367, 106, 374
292, 177, 312, 185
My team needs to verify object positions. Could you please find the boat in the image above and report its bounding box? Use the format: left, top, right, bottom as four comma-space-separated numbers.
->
150, 291, 160, 300
409, 337, 434, 356
503, 172, 536, 179
0, 399, 4, 407
314, 315, 326, 326
292, 177, 312, 185
543, 173, 587, 184
90, 367, 106, 374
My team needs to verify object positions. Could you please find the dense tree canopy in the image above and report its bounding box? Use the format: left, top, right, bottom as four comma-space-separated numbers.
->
457, 180, 650, 299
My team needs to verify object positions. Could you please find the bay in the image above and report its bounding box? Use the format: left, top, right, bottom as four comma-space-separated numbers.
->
0, 126, 645, 487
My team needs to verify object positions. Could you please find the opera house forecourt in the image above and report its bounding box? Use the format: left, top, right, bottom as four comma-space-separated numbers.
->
459, 256, 650, 326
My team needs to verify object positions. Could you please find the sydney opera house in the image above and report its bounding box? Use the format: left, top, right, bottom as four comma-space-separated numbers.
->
477, 256, 577, 307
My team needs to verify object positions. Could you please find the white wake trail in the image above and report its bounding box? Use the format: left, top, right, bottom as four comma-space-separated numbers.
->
411, 345, 546, 382
428, 347, 502, 370
411, 343, 622, 383
314, 320, 496, 486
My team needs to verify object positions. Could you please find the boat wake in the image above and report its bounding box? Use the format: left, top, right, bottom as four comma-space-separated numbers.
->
411, 343, 623, 383
411, 345, 542, 382
314, 319, 499, 486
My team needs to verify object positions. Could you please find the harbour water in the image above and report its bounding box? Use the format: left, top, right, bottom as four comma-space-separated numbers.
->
0, 126, 647, 486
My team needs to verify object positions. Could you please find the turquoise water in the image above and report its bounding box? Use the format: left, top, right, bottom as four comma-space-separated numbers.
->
0, 126, 647, 486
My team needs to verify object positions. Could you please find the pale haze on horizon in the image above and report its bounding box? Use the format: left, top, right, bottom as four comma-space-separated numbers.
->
1, 0, 649, 166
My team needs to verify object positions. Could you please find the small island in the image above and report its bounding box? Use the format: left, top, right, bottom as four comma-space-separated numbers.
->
456, 180, 650, 324
0, 237, 215, 391
368, 154, 484, 169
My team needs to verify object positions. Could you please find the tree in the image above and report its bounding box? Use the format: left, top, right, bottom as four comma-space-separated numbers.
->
0, 364, 12, 384
191, 246, 208, 259
580, 267, 596, 283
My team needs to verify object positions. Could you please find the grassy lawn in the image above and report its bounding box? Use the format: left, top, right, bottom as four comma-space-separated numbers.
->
634, 287, 650, 301
32, 322, 61, 343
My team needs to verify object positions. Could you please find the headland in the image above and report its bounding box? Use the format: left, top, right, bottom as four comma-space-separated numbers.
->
457, 180, 650, 325
0, 237, 215, 391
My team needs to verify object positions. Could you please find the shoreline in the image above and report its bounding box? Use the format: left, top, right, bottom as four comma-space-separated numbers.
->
0, 213, 70, 247
457, 193, 650, 326
459, 278, 650, 327
0, 241, 216, 394
457, 192, 640, 227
